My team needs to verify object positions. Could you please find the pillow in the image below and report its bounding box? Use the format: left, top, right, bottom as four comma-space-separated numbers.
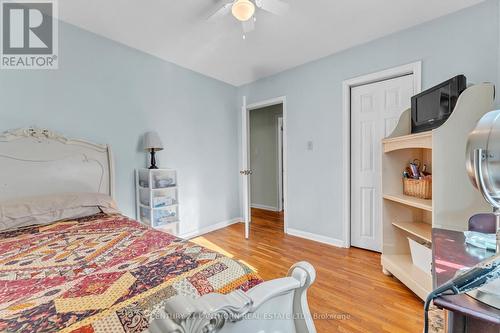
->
0, 192, 120, 231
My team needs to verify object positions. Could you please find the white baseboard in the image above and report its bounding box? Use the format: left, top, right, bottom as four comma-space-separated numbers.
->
179, 218, 242, 239
250, 203, 278, 211
286, 228, 347, 248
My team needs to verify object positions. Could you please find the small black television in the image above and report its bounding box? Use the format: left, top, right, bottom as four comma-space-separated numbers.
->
411, 75, 467, 133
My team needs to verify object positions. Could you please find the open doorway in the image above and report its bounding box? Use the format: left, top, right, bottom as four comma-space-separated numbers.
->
243, 97, 287, 235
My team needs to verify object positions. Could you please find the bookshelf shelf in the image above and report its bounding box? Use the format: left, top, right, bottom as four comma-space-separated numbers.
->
382, 132, 432, 153
383, 193, 432, 212
391, 220, 432, 243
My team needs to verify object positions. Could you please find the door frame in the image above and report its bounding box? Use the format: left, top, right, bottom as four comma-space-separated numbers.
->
245, 96, 288, 233
341, 61, 422, 248
277, 116, 284, 212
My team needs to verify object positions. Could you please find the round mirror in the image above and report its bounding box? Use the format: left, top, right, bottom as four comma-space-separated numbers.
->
466, 110, 500, 208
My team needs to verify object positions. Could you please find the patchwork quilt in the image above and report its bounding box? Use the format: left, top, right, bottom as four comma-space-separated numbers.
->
0, 213, 262, 333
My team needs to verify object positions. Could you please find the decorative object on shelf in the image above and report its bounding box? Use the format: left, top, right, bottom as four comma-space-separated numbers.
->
402, 159, 432, 199
135, 168, 179, 235
403, 178, 432, 199
143, 131, 163, 169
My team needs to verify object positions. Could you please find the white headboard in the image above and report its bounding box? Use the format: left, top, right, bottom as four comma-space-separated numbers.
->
0, 128, 114, 201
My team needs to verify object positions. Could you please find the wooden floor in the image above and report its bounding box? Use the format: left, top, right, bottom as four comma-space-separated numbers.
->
193, 208, 423, 333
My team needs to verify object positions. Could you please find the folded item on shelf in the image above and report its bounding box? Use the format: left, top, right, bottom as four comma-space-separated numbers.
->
156, 178, 174, 188
153, 196, 175, 208
157, 209, 176, 218
464, 231, 496, 251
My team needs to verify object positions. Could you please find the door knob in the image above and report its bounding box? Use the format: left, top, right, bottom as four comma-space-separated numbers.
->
240, 170, 253, 175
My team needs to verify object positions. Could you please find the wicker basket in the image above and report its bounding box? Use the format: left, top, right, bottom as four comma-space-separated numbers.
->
403, 178, 432, 199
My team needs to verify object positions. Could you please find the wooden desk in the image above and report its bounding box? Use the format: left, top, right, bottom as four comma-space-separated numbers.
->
432, 228, 500, 332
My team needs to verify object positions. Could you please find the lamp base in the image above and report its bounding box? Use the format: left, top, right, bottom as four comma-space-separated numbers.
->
149, 150, 158, 169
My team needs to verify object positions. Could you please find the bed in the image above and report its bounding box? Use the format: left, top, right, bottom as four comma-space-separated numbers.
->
0, 128, 316, 333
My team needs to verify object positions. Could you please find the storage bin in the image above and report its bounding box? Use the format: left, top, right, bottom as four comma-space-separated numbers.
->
138, 187, 178, 208
408, 237, 432, 274
403, 177, 432, 199
137, 169, 177, 189
139, 206, 179, 228
152, 170, 176, 189
154, 206, 178, 226
157, 221, 179, 235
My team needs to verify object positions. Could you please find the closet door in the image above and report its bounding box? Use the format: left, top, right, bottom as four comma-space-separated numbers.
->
351, 75, 414, 252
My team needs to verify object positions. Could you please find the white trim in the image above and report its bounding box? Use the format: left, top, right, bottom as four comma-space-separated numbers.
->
245, 96, 288, 234
343, 62, 422, 89
247, 96, 286, 110
341, 61, 422, 248
251, 203, 278, 211
179, 218, 242, 240
277, 116, 284, 212
287, 228, 346, 248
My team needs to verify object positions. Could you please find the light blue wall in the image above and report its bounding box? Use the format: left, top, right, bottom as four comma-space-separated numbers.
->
0, 22, 240, 235
238, 0, 500, 242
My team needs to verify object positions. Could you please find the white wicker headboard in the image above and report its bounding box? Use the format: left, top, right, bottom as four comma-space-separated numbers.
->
0, 128, 114, 201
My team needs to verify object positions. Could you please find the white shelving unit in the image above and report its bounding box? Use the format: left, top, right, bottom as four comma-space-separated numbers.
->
135, 168, 179, 235
381, 84, 494, 300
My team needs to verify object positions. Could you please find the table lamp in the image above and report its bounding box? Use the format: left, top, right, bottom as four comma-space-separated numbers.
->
143, 131, 163, 169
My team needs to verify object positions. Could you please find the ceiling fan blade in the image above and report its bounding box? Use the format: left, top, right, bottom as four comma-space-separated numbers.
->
255, 0, 289, 15
242, 17, 255, 33
207, 2, 233, 21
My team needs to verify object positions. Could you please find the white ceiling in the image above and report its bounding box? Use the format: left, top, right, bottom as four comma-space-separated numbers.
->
58, 0, 484, 86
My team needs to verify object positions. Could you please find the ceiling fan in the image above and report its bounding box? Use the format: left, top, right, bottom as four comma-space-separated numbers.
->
208, 0, 290, 39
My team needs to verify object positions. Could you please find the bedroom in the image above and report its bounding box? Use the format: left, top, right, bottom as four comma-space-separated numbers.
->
0, 0, 499, 332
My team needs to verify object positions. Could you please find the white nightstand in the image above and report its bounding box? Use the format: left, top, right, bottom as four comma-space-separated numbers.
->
135, 168, 179, 235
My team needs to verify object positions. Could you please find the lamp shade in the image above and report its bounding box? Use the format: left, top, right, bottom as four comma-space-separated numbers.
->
232, 0, 255, 22
143, 131, 164, 151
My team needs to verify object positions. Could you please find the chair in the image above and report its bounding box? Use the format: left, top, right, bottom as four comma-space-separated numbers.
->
468, 213, 497, 233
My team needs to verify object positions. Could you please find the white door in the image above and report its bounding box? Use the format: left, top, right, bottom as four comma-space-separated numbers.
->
241, 97, 251, 239
351, 75, 414, 252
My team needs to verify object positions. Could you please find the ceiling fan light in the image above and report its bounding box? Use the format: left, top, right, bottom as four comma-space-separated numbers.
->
232, 0, 255, 22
